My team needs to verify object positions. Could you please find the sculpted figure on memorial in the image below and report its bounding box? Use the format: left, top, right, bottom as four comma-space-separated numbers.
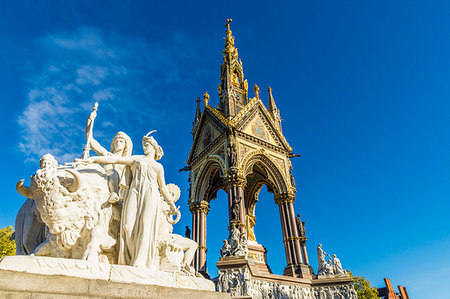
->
227, 142, 237, 167
156, 183, 197, 274
232, 196, 241, 220
15, 197, 47, 255
220, 224, 248, 258
296, 214, 306, 237
317, 243, 335, 276
82, 103, 133, 204
232, 231, 248, 257
244, 278, 316, 299
16, 154, 117, 263
15, 155, 53, 255
245, 214, 257, 242
332, 254, 347, 275
317, 243, 328, 275
317, 244, 349, 277
324, 260, 334, 275
185, 225, 191, 239
79, 131, 178, 270
229, 224, 241, 249
217, 268, 249, 297
89, 131, 133, 203
289, 163, 296, 190
220, 239, 231, 257
314, 286, 357, 299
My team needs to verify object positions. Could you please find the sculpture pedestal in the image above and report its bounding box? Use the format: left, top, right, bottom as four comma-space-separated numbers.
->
283, 263, 314, 279
247, 241, 272, 274
215, 256, 356, 298
0, 256, 230, 299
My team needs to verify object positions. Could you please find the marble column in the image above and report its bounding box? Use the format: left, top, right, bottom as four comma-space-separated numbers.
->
189, 200, 210, 273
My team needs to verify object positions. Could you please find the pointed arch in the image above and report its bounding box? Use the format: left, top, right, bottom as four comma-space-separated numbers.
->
192, 156, 226, 204
242, 151, 289, 197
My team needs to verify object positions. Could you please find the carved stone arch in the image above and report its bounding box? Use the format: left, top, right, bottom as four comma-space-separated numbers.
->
245, 181, 265, 217
193, 158, 225, 204
242, 151, 289, 196
209, 155, 226, 174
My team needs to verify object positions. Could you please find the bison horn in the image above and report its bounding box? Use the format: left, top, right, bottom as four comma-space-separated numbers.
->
16, 179, 32, 198
65, 169, 82, 192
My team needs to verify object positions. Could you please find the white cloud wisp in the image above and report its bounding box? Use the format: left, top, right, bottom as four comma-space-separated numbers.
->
18, 27, 208, 163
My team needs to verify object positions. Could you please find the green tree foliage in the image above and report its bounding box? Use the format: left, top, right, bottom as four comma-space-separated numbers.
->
347, 270, 380, 299
0, 225, 16, 258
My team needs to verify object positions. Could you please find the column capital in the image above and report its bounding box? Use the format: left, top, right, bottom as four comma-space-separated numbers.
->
274, 193, 296, 205
189, 200, 210, 214
225, 167, 246, 188
225, 167, 247, 188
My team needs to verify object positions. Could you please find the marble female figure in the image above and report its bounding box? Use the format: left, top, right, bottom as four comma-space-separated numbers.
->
80, 131, 177, 269
89, 131, 133, 203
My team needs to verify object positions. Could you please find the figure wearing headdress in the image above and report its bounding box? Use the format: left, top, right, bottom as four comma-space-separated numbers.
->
82, 103, 133, 203
79, 131, 177, 270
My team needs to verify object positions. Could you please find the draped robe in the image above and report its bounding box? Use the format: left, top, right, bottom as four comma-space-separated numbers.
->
118, 156, 160, 270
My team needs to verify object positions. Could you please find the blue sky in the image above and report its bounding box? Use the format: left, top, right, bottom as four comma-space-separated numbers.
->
1, 1, 450, 298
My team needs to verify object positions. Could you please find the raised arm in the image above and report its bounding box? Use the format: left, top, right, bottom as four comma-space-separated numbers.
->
80, 155, 135, 165
89, 138, 110, 156
156, 163, 177, 214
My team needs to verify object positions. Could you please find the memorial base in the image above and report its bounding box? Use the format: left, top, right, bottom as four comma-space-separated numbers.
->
216, 257, 357, 298
0, 256, 230, 299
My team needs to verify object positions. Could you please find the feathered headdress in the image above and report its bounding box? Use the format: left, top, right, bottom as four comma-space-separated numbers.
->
142, 130, 163, 160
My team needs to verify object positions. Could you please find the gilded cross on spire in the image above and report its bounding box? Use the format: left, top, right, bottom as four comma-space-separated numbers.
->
225, 19, 232, 30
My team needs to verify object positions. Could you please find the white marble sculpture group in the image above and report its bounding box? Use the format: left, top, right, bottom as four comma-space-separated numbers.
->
216, 267, 357, 299
15, 103, 197, 276
220, 223, 248, 258
316, 244, 347, 277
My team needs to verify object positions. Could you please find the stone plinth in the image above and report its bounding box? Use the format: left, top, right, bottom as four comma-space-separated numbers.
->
215, 257, 356, 298
0, 256, 230, 299
247, 241, 272, 274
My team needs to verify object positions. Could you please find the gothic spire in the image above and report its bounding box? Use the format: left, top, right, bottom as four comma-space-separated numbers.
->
268, 86, 282, 132
218, 19, 249, 118
268, 86, 277, 112
191, 97, 202, 136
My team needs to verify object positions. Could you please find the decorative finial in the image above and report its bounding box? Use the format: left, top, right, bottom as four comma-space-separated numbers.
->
203, 91, 210, 106
196, 97, 201, 103
225, 19, 232, 30
268, 86, 272, 93
253, 84, 260, 99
